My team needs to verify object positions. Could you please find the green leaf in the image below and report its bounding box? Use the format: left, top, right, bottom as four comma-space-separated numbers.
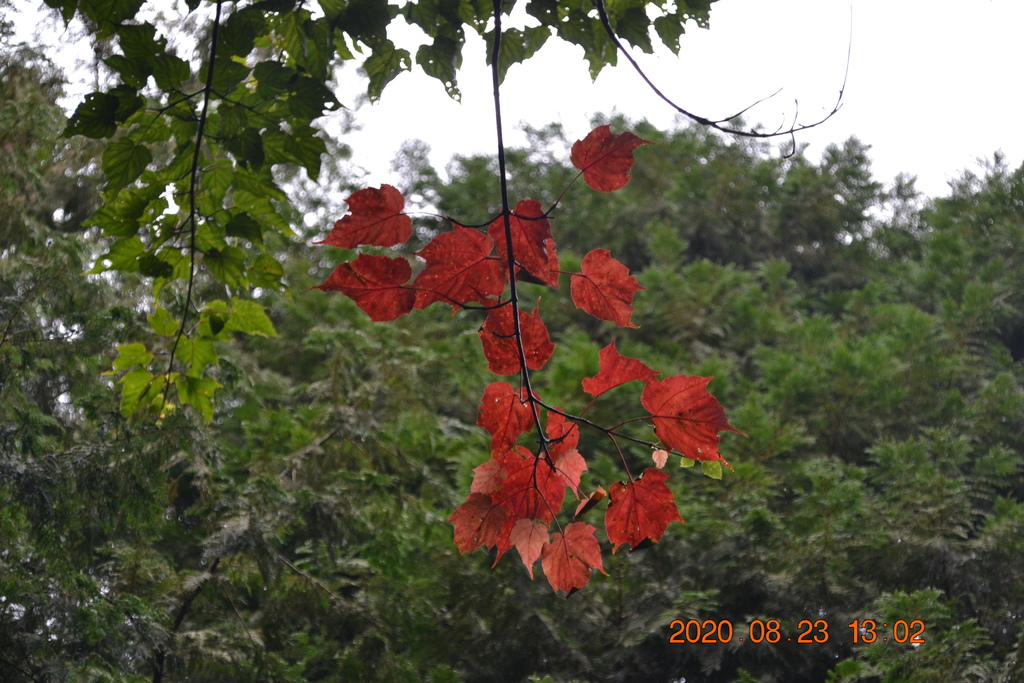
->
174, 337, 219, 377
612, 6, 653, 54
341, 0, 391, 44
147, 307, 178, 336
217, 104, 248, 138
485, 26, 549, 83
151, 53, 192, 91
253, 60, 296, 97
174, 375, 221, 423
117, 22, 164, 66
204, 246, 248, 288
262, 128, 326, 180
232, 167, 286, 201
199, 301, 232, 339
105, 54, 149, 89
90, 236, 145, 273
208, 59, 251, 94
226, 127, 265, 170
119, 368, 157, 416
227, 298, 277, 337
250, 253, 285, 288
700, 460, 723, 479
415, 35, 462, 99
226, 213, 264, 243
654, 12, 686, 53
363, 40, 411, 102
64, 92, 120, 139
679, 457, 695, 468
287, 75, 340, 119
111, 343, 154, 372
80, 0, 146, 35
103, 138, 152, 193
86, 204, 138, 238
109, 84, 145, 122
218, 5, 266, 57
202, 158, 235, 209
137, 252, 175, 278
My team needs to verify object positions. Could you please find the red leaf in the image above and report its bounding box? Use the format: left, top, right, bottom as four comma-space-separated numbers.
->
488, 201, 558, 287
570, 125, 652, 193
450, 492, 507, 553
573, 485, 607, 520
553, 448, 587, 500
605, 468, 683, 553
413, 226, 506, 309
315, 184, 412, 248
640, 375, 744, 465
494, 446, 566, 525
570, 249, 644, 328
544, 410, 579, 459
477, 382, 534, 457
478, 304, 555, 375
541, 522, 606, 593
652, 449, 669, 469
470, 458, 506, 496
582, 342, 659, 396
509, 519, 549, 580
314, 253, 414, 321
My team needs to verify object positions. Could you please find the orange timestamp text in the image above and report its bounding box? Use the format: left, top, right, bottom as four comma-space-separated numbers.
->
668, 619, 926, 645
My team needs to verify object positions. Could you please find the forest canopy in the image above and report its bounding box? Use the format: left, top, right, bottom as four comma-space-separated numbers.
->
3, 0, 1024, 681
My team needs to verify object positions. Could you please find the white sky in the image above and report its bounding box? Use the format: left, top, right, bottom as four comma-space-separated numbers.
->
337, 0, 1024, 199
14, 0, 1024, 200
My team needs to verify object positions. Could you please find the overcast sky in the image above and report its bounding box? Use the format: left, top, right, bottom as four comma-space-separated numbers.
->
336, 0, 1024, 200
16, 0, 1024, 200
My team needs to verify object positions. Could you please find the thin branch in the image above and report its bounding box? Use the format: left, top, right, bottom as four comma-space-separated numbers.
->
594, 0, 849, 141
277, 552, 343, 602
490, 0, 545, 437
162, 0, 224, 409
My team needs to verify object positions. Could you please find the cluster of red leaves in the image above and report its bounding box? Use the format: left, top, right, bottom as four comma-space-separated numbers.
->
315, 126, 742, 593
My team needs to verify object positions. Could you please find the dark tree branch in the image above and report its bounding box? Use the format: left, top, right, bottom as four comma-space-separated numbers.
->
594, 0, 849, 146
491, 0, 545, 436
163, 0, 224, 409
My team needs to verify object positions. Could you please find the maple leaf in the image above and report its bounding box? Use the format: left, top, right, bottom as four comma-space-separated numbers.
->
543, 411, 587, 498
494, 446, 567, 525
544, 410, 580, 459
450, 492, 507, 553
314, 253, 414, 321
488, 200, 558, 287
315, 184, 412, 248
573, 485, 607, 520
553, 448, 587, 500
570, 249, 644, 328
509, 518, 549, 580
413, 226, 506, 309
582, 341, 659, 396
470, 458, 506, 496
640, 375, 744, 465
477, 382, 534, 457
570, 125, 653, 193
540, 522, 607, 593
478, 304, 555, 375
605, 468, 684, 553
